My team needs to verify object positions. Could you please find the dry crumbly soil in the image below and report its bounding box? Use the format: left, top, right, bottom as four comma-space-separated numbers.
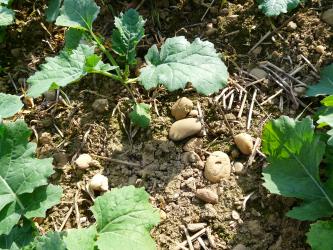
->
0, 0, 333, 249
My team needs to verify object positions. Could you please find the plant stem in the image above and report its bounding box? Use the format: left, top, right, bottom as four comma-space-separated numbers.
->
89, 70, 122, 82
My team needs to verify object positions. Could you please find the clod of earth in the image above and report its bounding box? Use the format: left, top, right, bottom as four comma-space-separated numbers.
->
169, 118, 202, 141
234, 133, 253, 155
183, 138, 203, 152
89, 173, 109, 191
196, 188, 219, 204
204, 151, 231, 183
171, 97, 193, 120
92, 98, 109, 113
322, 9, 333, 26
75, 153, 93, 169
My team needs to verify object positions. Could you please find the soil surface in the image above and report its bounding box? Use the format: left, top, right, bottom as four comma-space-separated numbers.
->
1, 0, 332, 249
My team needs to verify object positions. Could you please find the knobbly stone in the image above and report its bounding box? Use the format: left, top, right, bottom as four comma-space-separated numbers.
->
89, 174, 108, 191
171, 97, 193, 120
187, 223, 207, 232
92, 98, 109, 113
250, 67, 267, 80
196, 188, 218, 204
204, 151, 231, 183
188, 109, 199, 117
183, 138, 203, 152
322, 9, 333, 26
233, 162, 245, 174
75, 154, 92, 169
169, 118, 202, 141
287, 21, 297, 30
233, 244, 248, 250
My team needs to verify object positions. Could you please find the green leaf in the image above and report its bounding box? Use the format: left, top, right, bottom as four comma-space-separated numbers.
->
0, 219, 36, 250
307, 220, 333, 250
0, 93, 23, 118
322, 95, 333, 107
257, 0, 303, 16
262, 116, 333, 221
0, 120, 62, 235
317, 96, 333, 145
307, 64, 333, 96
27, 44, 115, 97
112, 9, 145, 65
45, 0, 62, 22
64, 28, 83, 50
84, 54, 118, 74
129, 103, 151, 128
139, 36, 228, 96
33, 232, 66, 250
0, 6, 14, 26
55, 0, 100, 30
91, 186, 160, 250
63, 226, 97, 250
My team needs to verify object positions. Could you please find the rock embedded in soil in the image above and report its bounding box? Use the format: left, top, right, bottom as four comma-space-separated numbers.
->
234, 133, 253, 155
92, 98, 109, 113
322, 9, 333, 26
250, 67, 267, 80
233, 162, 245, 174
204, 151, 231, 183
89, 174, 109, 191
171, 97, 193, 120
53, 152, 68, 168
183, 138, 203, 152
75, 154, 93, 169
169, 118, 202, 141
188, 109, 199, 118
315, 45, 326, 54
196, 188, 218, 204
187, 223, 207, 232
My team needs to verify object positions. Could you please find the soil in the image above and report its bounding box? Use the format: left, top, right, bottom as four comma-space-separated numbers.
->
1, 0, 332, 249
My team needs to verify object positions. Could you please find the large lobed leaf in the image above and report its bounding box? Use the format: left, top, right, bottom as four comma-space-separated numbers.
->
307, 220, 333, 250
306, 64, 333, 96
139, 36, 228, 96
262, 116, 333, 221
0, 120, 62, 235
0, 6, 14, 26
27, 44, 116, 97
111, 9, 145, 65
0, 93, 23, 119
45, 0, 62, 23
317, 97, 333, 145
63, 186, 160, 250
257, 0, 303, 16
55, 0, 99, 30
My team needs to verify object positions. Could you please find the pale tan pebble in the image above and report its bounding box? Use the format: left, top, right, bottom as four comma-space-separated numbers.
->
233, 161, 245, 174
187, 223, 207, 232
204, 151, 231, 183
196, 188, 218, 204
287, 21, 297, 30
315, 45, 326, 54
89, 174, 109, 191
249, 67, 267, 80
188, 109, 199, 117
293, 86, 307, 96
92, 98, 109, 113
232, 210, 240, 220
75, 154, 93, 169
171, 97, 193, 120
183, 138, 203, 152
169, 118, 202, 141
234, 133, 253, 155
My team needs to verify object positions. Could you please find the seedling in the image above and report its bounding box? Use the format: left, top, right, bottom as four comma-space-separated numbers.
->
28, 0, 229, 128
257, 0, 305, 16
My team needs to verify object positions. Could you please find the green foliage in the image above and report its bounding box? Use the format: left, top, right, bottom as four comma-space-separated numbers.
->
55, 0, 100, 30
139, 36, 228, 96
0, 93, 23, 119
0, 120, 62, 235
63, 226, 96, 250
27, 232, 66, 250
317, 96, 333, 145
111, 9, 145, 65
45, 0, 62, 22
64, 28, 83, 50
262, 116, 333, 221
129, 103, 151, 128
0, 5, 14, 26
307, 220, 333, 250
306, 64, 333, 96
257, 0, 303, 16
27, 44, 116, 97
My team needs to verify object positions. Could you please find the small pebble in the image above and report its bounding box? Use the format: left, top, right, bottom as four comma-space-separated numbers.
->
169, 118, 202, 141
249, 67, 267, 80
204, 151, 231, 183
187, 223, 207, 232
293, 86, 306, 96
89, 174, 109, 191
171, 97, 193, 120
232, 210, 240, 220
233, 244, 248, 250
196, 188, 218, 204
315, 45, 326, 54
322, 9, 333, 26
287, 21, 297, 30
188, 109, 199, 117
75, 154, 93, 169
233, 162, 245, 174
234, 133, 253, 155
92, 98, 109, 113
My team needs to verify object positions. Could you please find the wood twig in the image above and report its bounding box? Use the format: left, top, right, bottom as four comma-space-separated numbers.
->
177, 228, 207, 249
180, 225, 194, 250
247, 89, 257, 130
